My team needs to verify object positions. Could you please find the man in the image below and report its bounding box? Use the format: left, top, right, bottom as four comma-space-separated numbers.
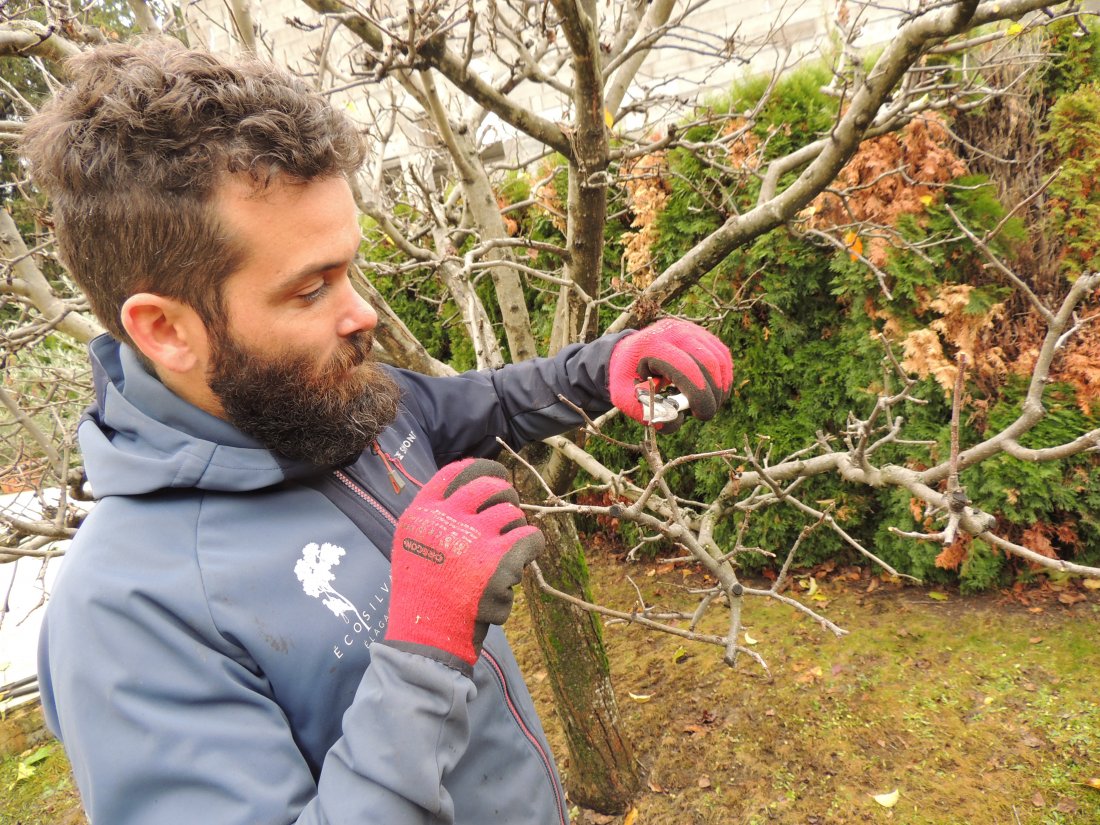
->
22, 37, 733, 824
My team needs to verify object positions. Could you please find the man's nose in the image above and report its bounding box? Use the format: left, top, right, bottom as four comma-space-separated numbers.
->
336, 281, 378, 337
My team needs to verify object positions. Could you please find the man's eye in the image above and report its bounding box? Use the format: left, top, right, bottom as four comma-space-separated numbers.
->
299, 283, 329, 304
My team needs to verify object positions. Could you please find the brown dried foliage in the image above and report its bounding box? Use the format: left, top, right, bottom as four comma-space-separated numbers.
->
723, 117, 762, 173
535, 161, 568, 234
495, 193, 520, 237
1012, 297, 1100, 415
808, 114, 967, 266
621, 146, 671, 288
947, 41, 1100, 413
935, 534, 971, 571
899, 284, 1009, 397
1019, 520, 1079, 562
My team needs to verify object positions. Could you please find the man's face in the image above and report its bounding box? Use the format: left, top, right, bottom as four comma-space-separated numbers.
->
204, 174, 399, 465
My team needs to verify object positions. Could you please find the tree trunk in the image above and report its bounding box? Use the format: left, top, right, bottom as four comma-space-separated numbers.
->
515, 448, 640, 814
527, 4, 630, 805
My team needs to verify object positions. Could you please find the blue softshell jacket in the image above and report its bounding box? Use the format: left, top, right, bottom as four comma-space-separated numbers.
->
38, 332, 626, 825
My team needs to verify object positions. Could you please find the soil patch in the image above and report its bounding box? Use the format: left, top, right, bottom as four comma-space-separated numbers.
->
508, 548, 1100, 824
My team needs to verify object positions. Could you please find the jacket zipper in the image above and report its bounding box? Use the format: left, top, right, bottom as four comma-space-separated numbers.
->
334, 470, 565, 825
333, 469, 398, 527
483, 650, 567, 825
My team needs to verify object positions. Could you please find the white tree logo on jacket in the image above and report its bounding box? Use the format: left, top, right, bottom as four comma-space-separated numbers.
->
294, 542, 360, 622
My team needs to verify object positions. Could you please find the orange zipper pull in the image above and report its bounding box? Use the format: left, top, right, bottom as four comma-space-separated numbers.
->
373, 441, 406, 494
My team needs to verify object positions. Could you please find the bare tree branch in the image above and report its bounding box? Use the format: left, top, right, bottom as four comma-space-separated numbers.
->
0, 20, 80, 64
127, 0, 162, 33
299, 0, 573, 157
0, 210, 104, 344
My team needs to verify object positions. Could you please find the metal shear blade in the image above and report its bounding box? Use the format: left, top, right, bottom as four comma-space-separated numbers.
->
637, 390, 689, 424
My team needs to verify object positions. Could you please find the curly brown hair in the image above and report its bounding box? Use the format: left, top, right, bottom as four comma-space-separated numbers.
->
20, 36, 366, 344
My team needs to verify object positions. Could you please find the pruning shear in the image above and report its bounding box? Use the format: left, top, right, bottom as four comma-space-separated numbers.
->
636, 382, 690, 425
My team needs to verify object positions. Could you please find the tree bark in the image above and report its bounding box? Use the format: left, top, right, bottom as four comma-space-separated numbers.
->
550, 0, 609, 352
414, 69, 539, 364
0, 21, 80, 64
517, 461, 639, 814
127, 0, 161, 34
527, 2, 639, 811
227, 0, 258, 53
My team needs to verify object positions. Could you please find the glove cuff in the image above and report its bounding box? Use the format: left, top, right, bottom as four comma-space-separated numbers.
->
378, 639, 475, 678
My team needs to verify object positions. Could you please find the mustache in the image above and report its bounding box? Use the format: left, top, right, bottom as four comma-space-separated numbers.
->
328, 331, 374, 374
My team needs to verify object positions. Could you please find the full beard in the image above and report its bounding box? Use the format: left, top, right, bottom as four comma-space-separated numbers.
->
207, 330, 401, 466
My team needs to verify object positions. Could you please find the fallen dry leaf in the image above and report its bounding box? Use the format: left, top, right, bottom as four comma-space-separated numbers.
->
698, 776, 712, 789
872, 789, 899, 808
1032, 791, 1045, 808
623, 806, 639, 825
1082, 578, 1100, 590
1055, 797, 1079, 814
795, 666, 824, 685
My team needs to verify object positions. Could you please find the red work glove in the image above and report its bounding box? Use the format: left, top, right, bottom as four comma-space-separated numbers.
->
609, 318, 734, 432
382, 458, 545, 675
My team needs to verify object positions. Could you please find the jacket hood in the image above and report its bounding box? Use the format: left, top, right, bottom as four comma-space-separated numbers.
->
79, 335, 316, 497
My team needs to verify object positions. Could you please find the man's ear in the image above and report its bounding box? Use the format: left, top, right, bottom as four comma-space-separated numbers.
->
120, 293, 209, 374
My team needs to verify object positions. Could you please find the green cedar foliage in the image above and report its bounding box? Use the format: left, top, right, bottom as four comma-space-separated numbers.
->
1040, 18, 1100, 102
1042, 82, 1100, 280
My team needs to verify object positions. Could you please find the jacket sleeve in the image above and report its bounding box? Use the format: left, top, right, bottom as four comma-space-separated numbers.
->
394, 332, 631, 465
39, 514, 478, 825
312, 646, 477, 823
